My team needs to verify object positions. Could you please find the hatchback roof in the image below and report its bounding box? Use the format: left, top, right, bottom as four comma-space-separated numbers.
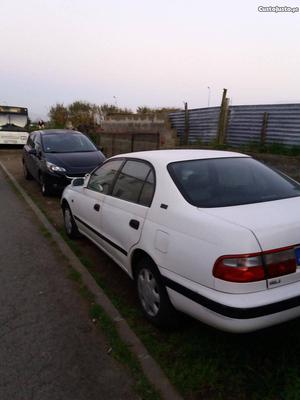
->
35, 129, 83, 136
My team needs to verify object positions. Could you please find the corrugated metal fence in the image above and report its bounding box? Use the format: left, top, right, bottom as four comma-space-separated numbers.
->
169, 107, 220, 144
169, 103, 300, 147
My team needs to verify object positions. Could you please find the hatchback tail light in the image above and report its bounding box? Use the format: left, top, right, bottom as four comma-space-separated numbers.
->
213, 246, 297, 283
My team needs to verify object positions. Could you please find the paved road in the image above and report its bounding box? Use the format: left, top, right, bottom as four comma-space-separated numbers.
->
0, 168, 138, 400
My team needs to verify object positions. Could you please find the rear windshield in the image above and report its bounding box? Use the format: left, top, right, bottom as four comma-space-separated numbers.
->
168, 157, 300, 208
42, 133, 97, 153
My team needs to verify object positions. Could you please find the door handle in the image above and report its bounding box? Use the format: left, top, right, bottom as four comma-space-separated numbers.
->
94, 203, 100, 212
129, 219, 140, 230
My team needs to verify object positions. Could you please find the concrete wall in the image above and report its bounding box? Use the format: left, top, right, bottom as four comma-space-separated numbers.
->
101, 114, 177, 149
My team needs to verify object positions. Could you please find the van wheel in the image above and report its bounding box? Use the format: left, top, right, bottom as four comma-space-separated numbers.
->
63, 204, 79, 239
135, 258, 177, 327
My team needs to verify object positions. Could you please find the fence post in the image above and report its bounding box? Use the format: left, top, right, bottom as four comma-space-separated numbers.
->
182, 102, 189, 145
156, 132, 160, 149
131, 134, 135, 152
217, 89, 229, 145
112, 134, 116, 156
260, 112, 269, 146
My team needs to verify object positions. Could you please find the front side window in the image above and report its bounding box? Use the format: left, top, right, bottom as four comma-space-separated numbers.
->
112, 160, 155, 206
168, 157, 300, 208
34, 134, 41, 150
27, 133, 36, 147
87, 159, 123, 194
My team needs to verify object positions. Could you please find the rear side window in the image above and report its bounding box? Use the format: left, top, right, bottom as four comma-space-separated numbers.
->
168, 157, 300, 208
112, 160, 155, 206
139, 170, 155, 207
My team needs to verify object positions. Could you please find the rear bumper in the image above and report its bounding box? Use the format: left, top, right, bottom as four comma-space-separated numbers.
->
161, 271, 300, 332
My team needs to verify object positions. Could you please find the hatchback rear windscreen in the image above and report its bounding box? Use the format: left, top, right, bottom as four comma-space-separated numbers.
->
168, 157, 300, 207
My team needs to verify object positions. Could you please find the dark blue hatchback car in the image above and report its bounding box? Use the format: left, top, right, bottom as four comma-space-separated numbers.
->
22, 129, 105, 195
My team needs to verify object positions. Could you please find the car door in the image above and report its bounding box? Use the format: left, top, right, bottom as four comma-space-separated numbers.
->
70, 159, 124, 246
99, 159, 155, 270
31, 133, 43, 181
23, 132, 36, 176
25, 132, 43, 181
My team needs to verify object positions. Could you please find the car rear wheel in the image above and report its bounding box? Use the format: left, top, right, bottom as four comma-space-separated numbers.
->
63, 204, 79, 239
22, 161, 32, 180
135, 258, 177, 327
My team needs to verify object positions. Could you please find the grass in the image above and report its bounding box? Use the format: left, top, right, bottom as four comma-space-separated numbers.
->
60, 232, 300, 399
68, 267, 160, 400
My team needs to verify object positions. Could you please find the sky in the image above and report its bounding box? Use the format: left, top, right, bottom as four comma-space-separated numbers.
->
1, 0, 300, 120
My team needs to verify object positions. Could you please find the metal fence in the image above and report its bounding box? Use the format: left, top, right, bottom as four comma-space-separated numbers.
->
169, 103, 300, 147
169, 107, 220, 144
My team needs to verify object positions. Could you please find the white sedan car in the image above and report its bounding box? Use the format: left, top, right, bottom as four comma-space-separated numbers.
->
61, 150, 300, 333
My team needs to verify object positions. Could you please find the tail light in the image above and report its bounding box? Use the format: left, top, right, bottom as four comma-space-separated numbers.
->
213, 246, 297, 283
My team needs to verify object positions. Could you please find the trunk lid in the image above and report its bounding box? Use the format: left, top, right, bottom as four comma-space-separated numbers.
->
202, 196, 300, 289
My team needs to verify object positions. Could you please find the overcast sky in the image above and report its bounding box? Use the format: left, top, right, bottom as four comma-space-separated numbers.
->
1, 0, 299, 120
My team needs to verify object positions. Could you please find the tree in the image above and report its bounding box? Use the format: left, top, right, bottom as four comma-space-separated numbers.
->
136, 106, 181, 114
136, 106, 152, 114
48, 103, 68, 128
68, 101, 97, 129
100, 103, 133, 116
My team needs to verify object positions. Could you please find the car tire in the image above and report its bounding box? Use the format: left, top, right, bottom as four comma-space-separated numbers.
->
22, 161, 32, 180
135, 258, 177, 328
40, 173, 52, 196
63, 204, 80, 239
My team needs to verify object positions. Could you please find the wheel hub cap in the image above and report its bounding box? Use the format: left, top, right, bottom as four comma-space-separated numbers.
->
137, 268, 160, 317
64, 209, 73, 234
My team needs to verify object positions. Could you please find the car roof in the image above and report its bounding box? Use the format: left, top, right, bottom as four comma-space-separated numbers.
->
34, 129, 83, 136
111, 149, 249, 166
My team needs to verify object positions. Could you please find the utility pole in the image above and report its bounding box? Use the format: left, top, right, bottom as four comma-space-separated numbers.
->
207, 86, 211, 107
217, 88, 229, 145
183, 102, 189, 145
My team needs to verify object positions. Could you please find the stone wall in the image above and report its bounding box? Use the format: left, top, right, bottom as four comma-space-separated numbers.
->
101, 113, 177, 149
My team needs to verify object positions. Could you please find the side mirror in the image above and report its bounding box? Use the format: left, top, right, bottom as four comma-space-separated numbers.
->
83, 173, 90, 188
97, 184, 104, 192
28, 148, 37, 156
72, 177, 85, 187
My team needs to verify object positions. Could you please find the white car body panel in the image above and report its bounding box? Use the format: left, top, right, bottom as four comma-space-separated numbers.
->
203, 197, 300, 251
203, 197, 300, 289
62, 150, 300, 332
70, 187, 105, 245
99, 195, 148, 268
